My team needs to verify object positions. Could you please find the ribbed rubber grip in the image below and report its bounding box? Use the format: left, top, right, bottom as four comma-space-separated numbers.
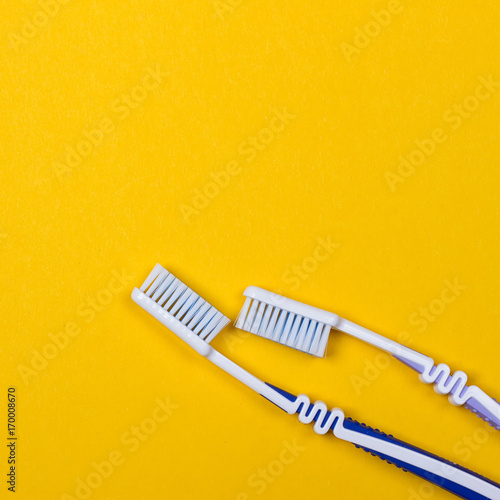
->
344, 418, 500, 500
264, 383, 500, 500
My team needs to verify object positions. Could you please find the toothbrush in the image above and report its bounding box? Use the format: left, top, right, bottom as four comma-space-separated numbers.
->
132, 264, 500, 500
235, 287, 500, 431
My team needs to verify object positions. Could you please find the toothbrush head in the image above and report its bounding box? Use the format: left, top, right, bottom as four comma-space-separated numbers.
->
235, 286, 340, 357
132, 264, 230, 345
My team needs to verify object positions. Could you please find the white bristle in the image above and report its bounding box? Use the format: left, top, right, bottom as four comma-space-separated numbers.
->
234, 287, 339, 357
235, 297, 252, 330
140, 265, 229, 342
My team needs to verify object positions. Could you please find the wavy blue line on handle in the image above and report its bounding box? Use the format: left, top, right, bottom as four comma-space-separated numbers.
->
264, 383, 500, 500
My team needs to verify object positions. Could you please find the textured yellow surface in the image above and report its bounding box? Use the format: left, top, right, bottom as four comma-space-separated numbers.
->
2, 1, 500, 499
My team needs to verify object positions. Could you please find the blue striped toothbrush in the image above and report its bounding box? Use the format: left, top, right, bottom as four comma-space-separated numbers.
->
132, 264, 500, 500
235, 287, 500, 432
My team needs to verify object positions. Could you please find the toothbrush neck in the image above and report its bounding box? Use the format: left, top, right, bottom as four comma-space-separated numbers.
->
205, 348, 295, 412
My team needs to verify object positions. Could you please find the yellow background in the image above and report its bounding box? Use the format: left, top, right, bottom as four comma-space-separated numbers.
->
1, 1, 500, 499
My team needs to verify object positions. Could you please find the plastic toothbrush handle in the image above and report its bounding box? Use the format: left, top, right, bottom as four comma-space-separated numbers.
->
266, 384, 500, 500
337, 319, 500, 431
341, 418, 500, 500
392, 351, 500, 432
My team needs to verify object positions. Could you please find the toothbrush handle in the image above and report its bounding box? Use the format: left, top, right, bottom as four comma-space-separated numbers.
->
265, 384, 500, 500
338, 319, 500, 431
339, 417, 500, 500
393, 350, 500, 432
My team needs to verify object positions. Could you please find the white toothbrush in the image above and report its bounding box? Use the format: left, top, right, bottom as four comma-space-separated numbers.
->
132, 265, 500, 500
235, 286, 500, 432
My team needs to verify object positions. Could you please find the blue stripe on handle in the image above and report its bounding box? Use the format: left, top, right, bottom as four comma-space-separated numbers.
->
344, 418, 499, 500
263, 383, 500, 500
264, 382, 296, 402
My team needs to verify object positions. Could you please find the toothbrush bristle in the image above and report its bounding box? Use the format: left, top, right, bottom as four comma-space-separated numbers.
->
235, 297, 331, 357
141, 265, 229, 343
